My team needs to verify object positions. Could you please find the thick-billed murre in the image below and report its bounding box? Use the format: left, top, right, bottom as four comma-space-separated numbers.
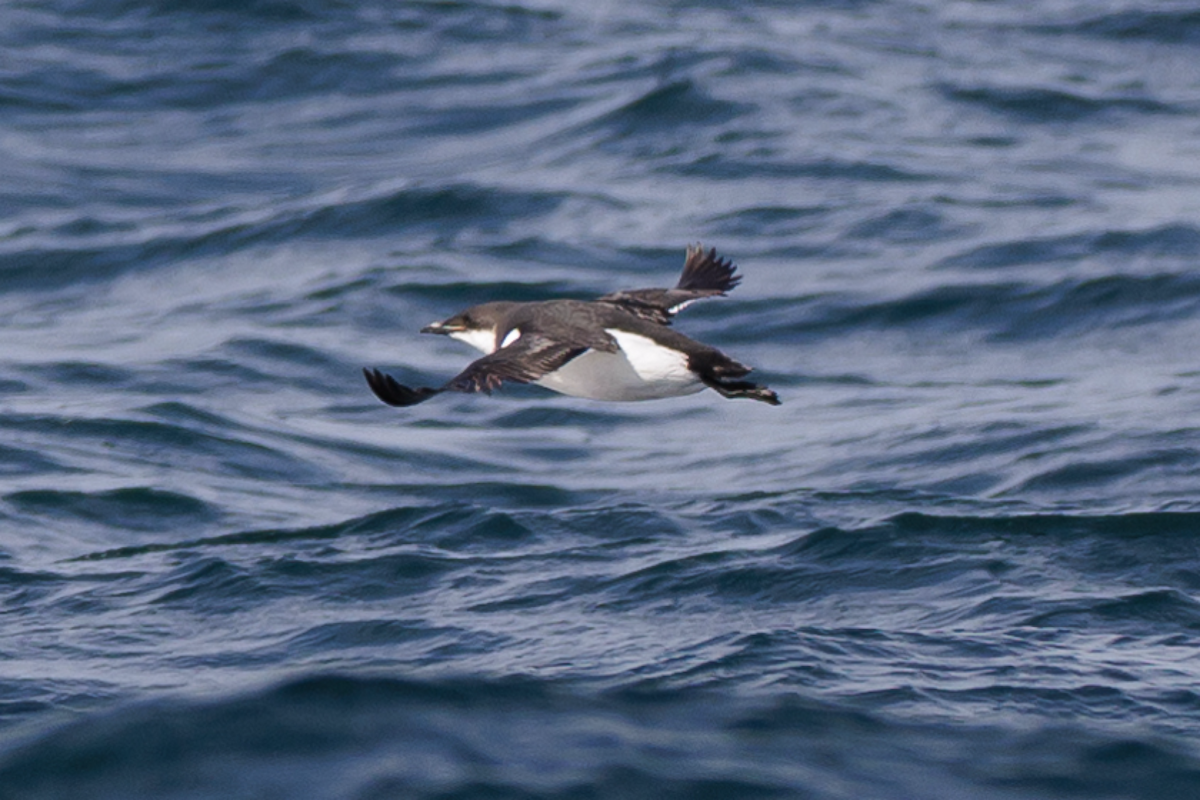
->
363, 245, 780, 407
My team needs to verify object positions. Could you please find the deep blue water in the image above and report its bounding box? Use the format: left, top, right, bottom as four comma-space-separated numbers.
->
3, 0, 1200, 797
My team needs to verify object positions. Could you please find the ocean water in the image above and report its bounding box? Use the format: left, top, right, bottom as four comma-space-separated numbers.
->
3, 0, 1200, 797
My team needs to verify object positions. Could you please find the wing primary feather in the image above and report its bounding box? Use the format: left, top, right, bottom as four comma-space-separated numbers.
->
677, 243, 741, 294
363, 368, 443, 407
597, 244, 741, 324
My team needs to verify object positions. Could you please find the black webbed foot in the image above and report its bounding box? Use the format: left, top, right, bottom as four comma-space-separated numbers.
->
700, 374, 781, 406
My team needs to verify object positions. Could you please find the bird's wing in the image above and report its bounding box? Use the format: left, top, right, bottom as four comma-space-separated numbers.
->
364, 333, 587, 407
445, 333, 587, 393
597, 244, 742, 325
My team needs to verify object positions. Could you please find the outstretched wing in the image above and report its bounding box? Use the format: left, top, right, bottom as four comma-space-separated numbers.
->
598, 244, 741, 325
364, 333, 587, 407
445, 333, 586, 393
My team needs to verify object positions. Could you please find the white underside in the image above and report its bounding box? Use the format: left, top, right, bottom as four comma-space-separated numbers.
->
536, 329, 703, 401
446, 325, 703, 402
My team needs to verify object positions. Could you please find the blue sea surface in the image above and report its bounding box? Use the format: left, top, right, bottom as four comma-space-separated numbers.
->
3, 0, 1200, 797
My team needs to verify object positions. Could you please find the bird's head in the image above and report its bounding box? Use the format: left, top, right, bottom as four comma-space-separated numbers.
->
421, 302, 517, 354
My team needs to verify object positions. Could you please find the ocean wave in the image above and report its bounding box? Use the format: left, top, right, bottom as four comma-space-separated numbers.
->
589, 79, 750, 138
938, 224, 1200, 270
0, 410, 333, 488
514, 507, 1200, 616
940, 82, 1177, 123
1023, 588, 1200, 632
1009, 448, 1200, 494
1, 673, 1197, 800
0, 183, 571, 293
6, 488, 217, 532
676, 154, 930, 182
729, 271, 1200, 342
45, 0, 564, 31
0, 48, 410, 115
1041, 8, 1200, 45
3, 491, 1199, 791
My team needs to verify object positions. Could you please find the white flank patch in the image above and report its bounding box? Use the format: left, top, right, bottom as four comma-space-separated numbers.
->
500, 328, 522, 348
448, 327, 499, 354
535, 330, 703, 401
605, 329, 692, 383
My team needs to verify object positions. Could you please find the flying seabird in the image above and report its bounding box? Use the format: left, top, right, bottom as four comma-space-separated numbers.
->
363, 245, 780, 407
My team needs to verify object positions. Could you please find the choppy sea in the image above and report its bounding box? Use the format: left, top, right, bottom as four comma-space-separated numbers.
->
3, 1, 1200, 797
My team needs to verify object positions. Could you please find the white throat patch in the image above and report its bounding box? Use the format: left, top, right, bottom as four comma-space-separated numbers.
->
448, 327, 499, 354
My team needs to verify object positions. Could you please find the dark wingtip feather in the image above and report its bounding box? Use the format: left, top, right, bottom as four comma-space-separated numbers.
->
363, 367, 442, 407
677, 243, 742, 294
